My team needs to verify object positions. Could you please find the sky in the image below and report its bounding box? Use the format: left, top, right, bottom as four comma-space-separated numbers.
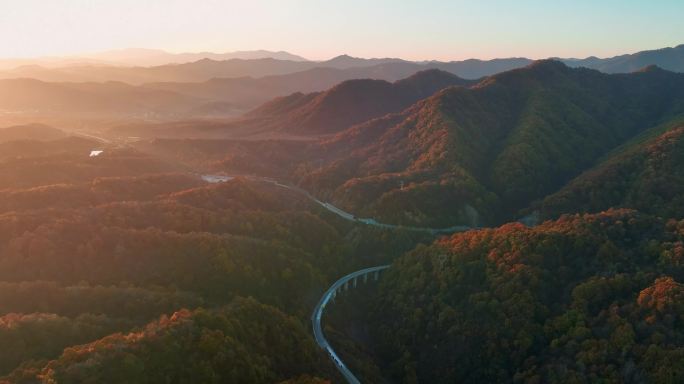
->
0, 0, 682, 61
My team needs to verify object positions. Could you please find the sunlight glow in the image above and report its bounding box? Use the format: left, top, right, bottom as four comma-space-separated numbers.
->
0, 0, 682, 61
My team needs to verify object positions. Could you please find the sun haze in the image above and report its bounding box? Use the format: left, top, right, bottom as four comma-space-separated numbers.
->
1, 0, 682, 60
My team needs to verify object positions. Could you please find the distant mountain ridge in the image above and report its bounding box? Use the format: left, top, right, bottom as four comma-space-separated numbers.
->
141, 62, 479, 111
0, 55, 532, 84
1, 44, 683, 120
243, 69, 474, 134
563, 44, 684, 73
1, 44, 682, 85
0, 78, 204, 116
0, 49, 309, 70
83, 48, 310, 66
108, 69, 474, 137
322, 54, 405, 68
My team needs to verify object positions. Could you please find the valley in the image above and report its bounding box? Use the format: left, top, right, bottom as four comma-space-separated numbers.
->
1, 15, 683, 382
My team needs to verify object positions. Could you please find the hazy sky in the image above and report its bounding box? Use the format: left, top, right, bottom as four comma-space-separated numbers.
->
1, 0, 682, 60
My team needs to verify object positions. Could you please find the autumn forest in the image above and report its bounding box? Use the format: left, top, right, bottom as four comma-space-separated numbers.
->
1, 3, 684, 382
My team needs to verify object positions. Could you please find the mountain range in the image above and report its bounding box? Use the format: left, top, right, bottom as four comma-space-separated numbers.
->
106, 69, 472, 138
139, 60, 684, 229
1, 44, 683, 120
109, 56, 684, 383
290, 62, 684, 227
562, 44, 684, 73
3, 45, 684, 226
83, 48, 309, 66
3, 43, 684, 384
0, 49, 308, 70
1, 44, 682, 85
241, 69, 474, 134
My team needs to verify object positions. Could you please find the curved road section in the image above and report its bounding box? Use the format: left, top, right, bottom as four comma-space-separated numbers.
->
202, 174, 471, 234
311, 266, 390, 384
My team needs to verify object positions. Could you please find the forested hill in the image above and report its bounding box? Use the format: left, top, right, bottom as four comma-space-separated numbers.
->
369, 209, 684, 383
4, 299, 334, 383
1, 53, 684, 384
293, 61, 684, 227
0, 136, 440, 383
537, 122, 684, 220
243, 69, 474, 134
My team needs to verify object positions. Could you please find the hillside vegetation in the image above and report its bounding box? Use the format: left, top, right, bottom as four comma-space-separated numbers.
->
244, 69, 473, 134
537, 123, 684, 220
370, 210, 684, 383
0, 136, 437, 382
3, 50, 684, 383
291, 62, 684, 227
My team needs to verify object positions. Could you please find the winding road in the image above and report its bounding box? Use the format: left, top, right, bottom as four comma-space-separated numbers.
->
311, 266, 390, 384
204, 174, 473, 382
69, 130, 471, 235
203, 174, 473, 234
69, 132, 466, 382
202, 174, 473, 382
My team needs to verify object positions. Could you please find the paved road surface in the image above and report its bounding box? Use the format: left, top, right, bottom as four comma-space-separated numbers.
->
311, 266, 390, 384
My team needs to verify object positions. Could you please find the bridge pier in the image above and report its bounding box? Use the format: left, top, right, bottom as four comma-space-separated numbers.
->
374, 270, 379, 281
353, 276, 357, 288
